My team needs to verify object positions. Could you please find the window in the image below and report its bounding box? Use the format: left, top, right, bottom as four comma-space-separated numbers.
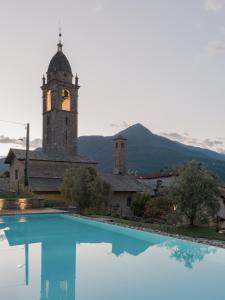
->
15, 169, 18, 180
65, 117, 69, 125
61, 89, 70, 111
127, 196, 132, 207
46, 90, 52, 111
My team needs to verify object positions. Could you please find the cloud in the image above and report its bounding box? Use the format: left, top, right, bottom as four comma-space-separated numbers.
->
0, 135, 42, 149
202, 138, 223, 147
110, 121, 131, 129
205, 0, 225, 12
161, 132, 224, 151
207, 40, 225, 54
206, 27, 225, 55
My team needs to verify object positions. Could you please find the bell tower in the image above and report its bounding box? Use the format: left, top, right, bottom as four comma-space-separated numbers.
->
41, 34, 80, 156
113, 135, 127, 175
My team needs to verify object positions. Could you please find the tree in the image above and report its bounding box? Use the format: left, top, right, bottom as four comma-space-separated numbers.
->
144, 196, 173, 220
130, 193, 151, 217
62, 166, 110, 213
169, 161, 219, 226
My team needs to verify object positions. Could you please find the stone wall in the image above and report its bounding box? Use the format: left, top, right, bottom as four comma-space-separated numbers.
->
108, 191, 135, 218
9, 157, 96, 192
0, 178, 9, 193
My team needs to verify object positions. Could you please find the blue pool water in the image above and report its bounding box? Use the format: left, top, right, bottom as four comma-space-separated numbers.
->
0, 214, 225, 300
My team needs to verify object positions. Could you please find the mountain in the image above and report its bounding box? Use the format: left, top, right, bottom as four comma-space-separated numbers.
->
79, 123, 225, 181
1, 123, 225, 181
0, 158, 8, 173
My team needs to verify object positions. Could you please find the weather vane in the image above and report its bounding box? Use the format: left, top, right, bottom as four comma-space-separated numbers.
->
58, 21, 62, 43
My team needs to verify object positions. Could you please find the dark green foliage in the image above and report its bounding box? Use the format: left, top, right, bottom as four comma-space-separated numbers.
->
144, 196, 173, 220
44, 199, 66, 208
62, 166, 110, 213
130, 193, 151, 217
169, 161, 220, 225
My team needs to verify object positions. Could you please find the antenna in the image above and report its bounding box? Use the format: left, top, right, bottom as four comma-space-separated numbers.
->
57, 21, 63, 51
58, 21, 62, 43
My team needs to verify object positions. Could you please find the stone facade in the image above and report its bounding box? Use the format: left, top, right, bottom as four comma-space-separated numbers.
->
42, 40, 80, 156
113, 136, 127, 175
5, 36, 96, 193
5, 149, 96, 192
8, 157, 24, 191
108, 191, 135, 218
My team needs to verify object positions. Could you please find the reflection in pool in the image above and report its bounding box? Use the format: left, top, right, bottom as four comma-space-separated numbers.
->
0, 214, 224, 300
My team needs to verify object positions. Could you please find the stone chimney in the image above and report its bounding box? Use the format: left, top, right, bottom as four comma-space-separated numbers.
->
113, 135, 127, 175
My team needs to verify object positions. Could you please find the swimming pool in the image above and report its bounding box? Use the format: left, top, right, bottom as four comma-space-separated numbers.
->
0, 213, 225, 300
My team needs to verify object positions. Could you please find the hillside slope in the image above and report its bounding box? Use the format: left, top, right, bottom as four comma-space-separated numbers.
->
79, 123, 225, 181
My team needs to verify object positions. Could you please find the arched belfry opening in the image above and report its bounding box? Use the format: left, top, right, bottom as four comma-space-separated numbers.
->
61, 89, 70, 111
46, 90, 52, 112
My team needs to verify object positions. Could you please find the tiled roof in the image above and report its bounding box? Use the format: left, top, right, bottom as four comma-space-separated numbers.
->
101, 173, 151, 193
29, 177, 62, 192
29, 173, 151, 193
5, 148, 96, 164
136, 171, 177, 180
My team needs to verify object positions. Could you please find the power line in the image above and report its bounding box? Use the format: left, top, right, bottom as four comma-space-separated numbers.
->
0, 119, 26, 126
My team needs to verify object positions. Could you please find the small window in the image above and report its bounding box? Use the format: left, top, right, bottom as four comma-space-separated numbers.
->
65, 117, 69, 125
46, 90, 52, 112
15, 169, 18, 180
47, 116, 50, 125
116, 142, 118, 149
121, 143, 124, 149
127, 196, 132, 207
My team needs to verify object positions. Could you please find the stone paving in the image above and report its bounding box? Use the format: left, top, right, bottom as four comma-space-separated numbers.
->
0, 208, 68, 215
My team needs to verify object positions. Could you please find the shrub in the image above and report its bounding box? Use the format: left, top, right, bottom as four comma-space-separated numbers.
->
62, 166, 111, 214
130, 193, 151, 217
144, 196, 173, 220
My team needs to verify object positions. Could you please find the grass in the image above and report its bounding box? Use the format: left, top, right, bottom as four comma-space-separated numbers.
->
90, 215, 225, 242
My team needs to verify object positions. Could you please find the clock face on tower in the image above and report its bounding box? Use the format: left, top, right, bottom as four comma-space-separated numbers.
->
61, 88, 70, 111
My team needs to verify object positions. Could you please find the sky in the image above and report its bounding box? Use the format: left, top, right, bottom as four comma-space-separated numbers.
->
1, 0, 225, 156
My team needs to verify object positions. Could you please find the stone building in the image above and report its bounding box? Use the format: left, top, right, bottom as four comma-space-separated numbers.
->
102, 136, 150, 217
136, 171, 177, 196
5, 34, 149, 214
5, 35, 96, 195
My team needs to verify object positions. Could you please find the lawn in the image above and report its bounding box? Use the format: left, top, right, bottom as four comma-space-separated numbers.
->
90, 215, 225, 242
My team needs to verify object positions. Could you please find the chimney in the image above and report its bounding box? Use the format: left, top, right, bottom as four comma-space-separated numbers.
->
113, 135, 127, 175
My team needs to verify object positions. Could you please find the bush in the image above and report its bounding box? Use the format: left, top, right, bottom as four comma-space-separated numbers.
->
44, 199, 67, 208
130, 193, 151, 217
62, 166, 111, 214
169, 161, 220, 226
144, 196, 173, 220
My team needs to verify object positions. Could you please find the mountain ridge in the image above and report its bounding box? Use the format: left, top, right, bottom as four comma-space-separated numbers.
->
1, 123, 225, 181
